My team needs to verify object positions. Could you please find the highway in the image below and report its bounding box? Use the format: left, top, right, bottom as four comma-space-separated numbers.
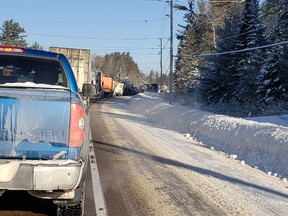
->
88, 97, 237, 216
1, 96, 287, 216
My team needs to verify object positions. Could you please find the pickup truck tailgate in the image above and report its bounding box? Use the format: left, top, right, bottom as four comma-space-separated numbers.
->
0, 88, 70, 160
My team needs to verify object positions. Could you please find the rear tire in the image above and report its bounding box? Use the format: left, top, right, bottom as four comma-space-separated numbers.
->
57, 200, 84, 216
56, 182, 85, 216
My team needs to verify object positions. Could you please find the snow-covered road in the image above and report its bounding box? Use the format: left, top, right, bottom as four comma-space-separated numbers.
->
90, 96, 288, 215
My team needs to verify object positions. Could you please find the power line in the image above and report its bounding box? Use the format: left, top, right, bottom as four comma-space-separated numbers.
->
93, 47, 165, 50
174, 1, 276, 53
159, 0, 168, 38
210, 0, 244, 2
163, 38, 170, 50
217, 26, 265, 44
2, 29, 165, 42
217, 14, 285, 44
19, 18, 169, 24
27, 32, 165, 40
138, 62, 160, 65
193, 40, 288, 57
162, 0, 241, 47
194, 2, 241, 30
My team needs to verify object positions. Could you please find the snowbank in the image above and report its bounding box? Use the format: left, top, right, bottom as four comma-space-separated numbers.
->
128, 94, 288, 178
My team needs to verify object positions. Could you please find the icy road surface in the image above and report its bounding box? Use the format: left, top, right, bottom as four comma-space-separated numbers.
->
89, 96, 288, 216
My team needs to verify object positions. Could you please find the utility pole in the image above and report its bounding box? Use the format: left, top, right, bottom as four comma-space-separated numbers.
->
169, 0, 173, 104
160, 38, 163, 77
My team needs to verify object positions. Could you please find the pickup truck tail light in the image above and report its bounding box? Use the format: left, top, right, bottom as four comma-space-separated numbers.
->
69, 103, 85, 147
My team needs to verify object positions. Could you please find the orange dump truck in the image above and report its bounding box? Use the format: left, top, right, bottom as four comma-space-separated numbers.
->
101, 76, 114, 97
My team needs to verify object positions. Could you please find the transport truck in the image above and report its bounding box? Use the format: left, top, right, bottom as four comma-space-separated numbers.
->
114, 81, 124, 96
49, 47, 91, 92
101, 76, 114, 97
82, 71, 104, 103
0, 46, 91, 215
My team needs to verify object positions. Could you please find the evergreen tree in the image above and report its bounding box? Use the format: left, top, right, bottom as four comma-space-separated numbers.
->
0, 19, 27, 47
261, 0, 281, 35
200, 5, 243, 104
209, 0, 244, 31
29, 42, 44, 50
175, 0, 214, 95
175, 1, 197, 94
257, 1, 288, 108
230, 0, 266, 111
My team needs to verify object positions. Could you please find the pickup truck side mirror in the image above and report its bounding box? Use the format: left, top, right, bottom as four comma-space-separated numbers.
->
82, 84, 97, 96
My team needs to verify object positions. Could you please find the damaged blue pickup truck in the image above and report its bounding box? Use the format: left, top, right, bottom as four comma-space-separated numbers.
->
0, 46, 91, 216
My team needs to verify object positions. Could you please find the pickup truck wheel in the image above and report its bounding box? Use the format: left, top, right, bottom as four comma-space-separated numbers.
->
56, 183, 85, 216
57, 200, 84, 216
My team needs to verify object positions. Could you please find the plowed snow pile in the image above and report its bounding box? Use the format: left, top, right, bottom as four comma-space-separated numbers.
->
128, 93, 288, 178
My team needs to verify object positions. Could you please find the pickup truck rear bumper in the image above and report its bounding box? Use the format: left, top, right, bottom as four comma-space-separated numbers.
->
0, 159, 85, 192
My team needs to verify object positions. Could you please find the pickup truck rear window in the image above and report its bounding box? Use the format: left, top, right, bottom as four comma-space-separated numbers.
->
0, 55, 67, 87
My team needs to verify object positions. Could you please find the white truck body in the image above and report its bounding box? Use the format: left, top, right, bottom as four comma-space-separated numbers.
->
114, 82, 124, 96
49, 47, 91, 91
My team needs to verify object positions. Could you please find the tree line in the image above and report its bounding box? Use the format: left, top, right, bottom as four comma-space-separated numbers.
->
92, 52, 170, 88
175, 0, 288, 116
92, 52, 146, 87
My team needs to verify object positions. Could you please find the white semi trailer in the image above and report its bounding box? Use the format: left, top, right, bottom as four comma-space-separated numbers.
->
49, 47, 91, 91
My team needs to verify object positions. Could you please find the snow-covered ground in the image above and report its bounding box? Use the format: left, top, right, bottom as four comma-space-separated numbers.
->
127, 93, 288, 180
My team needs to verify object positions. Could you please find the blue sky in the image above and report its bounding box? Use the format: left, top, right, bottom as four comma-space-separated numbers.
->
0, 0, 188, 74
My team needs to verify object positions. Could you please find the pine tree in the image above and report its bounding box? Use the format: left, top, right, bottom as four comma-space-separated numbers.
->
0, 19, 27, 47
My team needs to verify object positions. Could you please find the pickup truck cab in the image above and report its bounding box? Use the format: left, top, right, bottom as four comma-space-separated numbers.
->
0, 46, 90, 215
